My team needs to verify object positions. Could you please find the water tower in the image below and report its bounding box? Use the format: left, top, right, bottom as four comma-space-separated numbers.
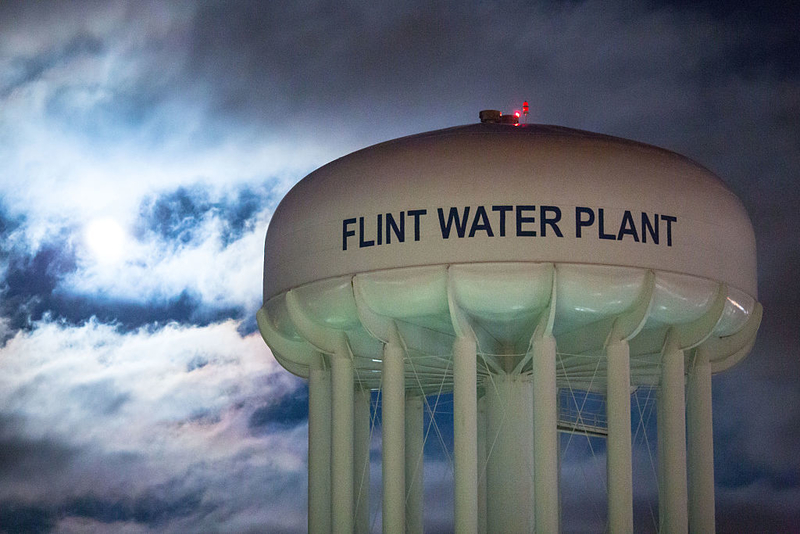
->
257, 113, 761, 533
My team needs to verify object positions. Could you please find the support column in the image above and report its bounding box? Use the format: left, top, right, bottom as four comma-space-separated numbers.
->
331, 354, 355, 533
484, 373, 534, 534
659, 343, 688, 534
453, 336, 478, 533
405, 394, 424, 534
477, 393, 488, 534
606, 339, 633, 534
354, 388, 372, 534
533, 335, 560, 533
687, 348, 715, 534
308, 355, 331, 534
382, 341, 405, 534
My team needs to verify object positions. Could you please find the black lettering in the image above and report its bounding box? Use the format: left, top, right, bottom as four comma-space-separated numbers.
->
469, 206, 494, 237
662, 215, 677, 247
597, 209, 617, 240
641, 213, 659, 244
408, 209, 426, 241
540, 205, 563, 237
386, 212, 405, 244
617, 210, 639, 242
377, 213, 383, 246
516, 205, 537, 236
575, 207, 594, 238
492, 205, 513, 236
438, 207, 471, 239
359, 216, 374, 248
343, 218, 356, 251
408, 210, 428, 241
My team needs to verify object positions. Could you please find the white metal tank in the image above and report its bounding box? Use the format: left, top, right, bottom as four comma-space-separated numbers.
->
257, 118, 761, 533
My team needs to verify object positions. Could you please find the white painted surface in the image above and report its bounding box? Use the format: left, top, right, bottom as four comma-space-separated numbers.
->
265, 124, 757, 301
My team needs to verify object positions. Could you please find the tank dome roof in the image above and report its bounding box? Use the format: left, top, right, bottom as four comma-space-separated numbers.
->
264, 123, 757, 301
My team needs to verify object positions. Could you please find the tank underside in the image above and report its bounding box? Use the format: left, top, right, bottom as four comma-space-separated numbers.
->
258, 261, 761, 393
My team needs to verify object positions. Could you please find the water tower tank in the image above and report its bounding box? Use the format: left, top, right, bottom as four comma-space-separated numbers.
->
257, 118, 761, 533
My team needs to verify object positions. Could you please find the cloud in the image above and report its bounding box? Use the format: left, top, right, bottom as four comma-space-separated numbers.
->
716, 481, 800, 533
0, 500, 55, 534
134, 185, 278, 249
0, 0, 330, 225
0, 414, 79, 488
0, 3, 331, 321
0, 3, 334, 337
0, 227, 79, 338
0, 179, 286, 338
248, 384, 309, 433
62, 182, 279, 322
714, 374, 800, 488
0, 318, 308, 532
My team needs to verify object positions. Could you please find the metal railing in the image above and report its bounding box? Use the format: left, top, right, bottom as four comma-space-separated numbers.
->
557, 388, 608, 437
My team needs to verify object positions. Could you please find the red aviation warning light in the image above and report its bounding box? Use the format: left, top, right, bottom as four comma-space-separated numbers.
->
523, 101, 529, 116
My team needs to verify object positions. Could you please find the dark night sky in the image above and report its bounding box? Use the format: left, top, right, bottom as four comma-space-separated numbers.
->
0, 1, 798, 532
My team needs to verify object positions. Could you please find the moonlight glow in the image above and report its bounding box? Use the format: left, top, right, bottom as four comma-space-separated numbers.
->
85, 218, 126, 263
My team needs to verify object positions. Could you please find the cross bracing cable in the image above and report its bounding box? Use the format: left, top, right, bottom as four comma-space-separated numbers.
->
632, 386, 659, 532
558, 349, 607, 529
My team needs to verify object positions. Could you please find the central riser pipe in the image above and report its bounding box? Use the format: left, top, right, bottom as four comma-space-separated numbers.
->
484, 373, 534, 533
